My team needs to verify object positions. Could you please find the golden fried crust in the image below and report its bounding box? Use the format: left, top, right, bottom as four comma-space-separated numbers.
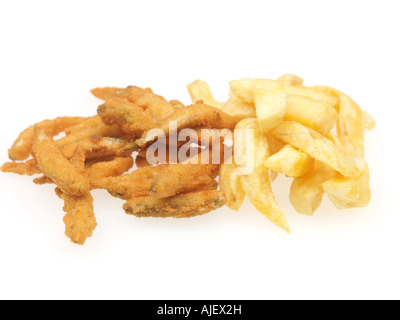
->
126, 86, 176, 122
8, 117, 85, 161
100, 161, 218, 200
97, 97, 155, 136
87, 157, 134, 188
60, 136, 137, 159
56, 117, 123, 148
90, 87, 128, 100
149, 163, 219, 198
55, 188, 97, 245
33, 128, 90, 196
1, 159, 41, 176
123, 190, 226, 218
136, 104, 237, 147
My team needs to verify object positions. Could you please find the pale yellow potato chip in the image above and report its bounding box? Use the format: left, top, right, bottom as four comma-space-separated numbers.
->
362, 110, 376, 130
271, 121, 358, 177
322, 166, 370, 209
187, 80, 224, 109
276, 73, 304, 86
221, 91, 256, 121
219, 162, 245, 211
264, 145, 312, 178
230, 79, 287, 133
285, 94, 338, 133
285, 85, 339, 108
290, 161, 337, 216
312, 85, 372, 209
235, 118, 290, 233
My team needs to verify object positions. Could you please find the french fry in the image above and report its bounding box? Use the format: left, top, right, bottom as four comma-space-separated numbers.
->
230, 79, 287, 133
289, 161, 337, 216
219, 162, 245, 211
271, 121, 357, 177
285, 94, 338, 133
235, 118, 290, 233
187, 80, 224, 109
363, 111, 376, 130
285, 85, 338, 108
221, 91, 256, 121
264, 145, 312, 178
313, 86, 372, 209
276, 73, 304, 86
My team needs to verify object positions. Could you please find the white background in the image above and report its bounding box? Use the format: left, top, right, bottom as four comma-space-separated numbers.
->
0, 0, 398, 300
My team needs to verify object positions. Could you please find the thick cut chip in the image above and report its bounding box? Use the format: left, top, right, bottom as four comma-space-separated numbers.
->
230, 79, 287, 132
264, 145, 312, 178
187, 80, 224, 109
235, 118, 290, 233
312, 86, 372, 209
285, 85, 338, 108
285, 94, 338, 133
290, 161, 337, 215
362, 111, 376, 130
124, 190, 226, 218
271, 121, 357, 177
221, 91, 256, 122
219, 162, 245, 211
276, 74, 304, 86
322, 166, 370, 209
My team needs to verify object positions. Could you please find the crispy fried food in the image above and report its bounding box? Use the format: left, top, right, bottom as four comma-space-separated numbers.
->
60, 136, 137, 159
219, 162, 245, 211
289, 161, 337, 215
271, 121, 357, 177
87, 157, 134, 188
276, 73, 304, 86
264, 145, 313, 178
33, 175, 53, 185
187, 80, 225, 109
8, 117, 85, 161
33, 128, 90, 196
1, 159, 41, 176
235, 118, 290, 233
55, 188, 97, 245
91, 87, 127, 100
230, 79, 287, 133
136, 104, 237, 147
101, 159, 218, 200
126, 86, 178, 122
56, 116, 123, 148
97, 97, 155, 136
123, 190, 226, 218
149, 163, 219, 198
69, 145, 86, 174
